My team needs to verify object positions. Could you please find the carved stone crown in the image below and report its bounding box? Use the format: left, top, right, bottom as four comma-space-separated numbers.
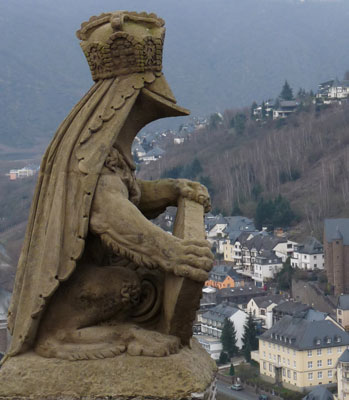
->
76, 11, 165, 81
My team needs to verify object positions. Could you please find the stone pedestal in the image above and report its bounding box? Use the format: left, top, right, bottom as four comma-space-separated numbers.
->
0, 339, 216, 400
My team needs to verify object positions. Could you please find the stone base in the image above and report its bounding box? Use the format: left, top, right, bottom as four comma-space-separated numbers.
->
0, 339, 216, 399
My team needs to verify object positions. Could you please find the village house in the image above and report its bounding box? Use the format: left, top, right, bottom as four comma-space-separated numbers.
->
291, 237, 324, 270
328, 79, 349, 100
198, 303, 248, 348
224, 231, 287, 279
141, 147, 165, 164
337, 349, 349, 400
258, 314, 349, 392
205, 265, 244, 289
7, 165, 39, 180
337, 295, 349, 331
207, 215, 255, 255
252, 250, 283, 287
247, 295, 285, 330
273, 301, 311, 325
194, 335, 222, 360
253, 99, 275, 121
273, 100, 298, 120
215, 284, 268, 310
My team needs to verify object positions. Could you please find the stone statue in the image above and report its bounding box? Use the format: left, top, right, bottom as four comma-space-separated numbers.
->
0, 11, 217, 399
6, 11, 213, 362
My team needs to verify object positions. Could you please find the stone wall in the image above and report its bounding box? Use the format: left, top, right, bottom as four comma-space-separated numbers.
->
291, 280, 336, 314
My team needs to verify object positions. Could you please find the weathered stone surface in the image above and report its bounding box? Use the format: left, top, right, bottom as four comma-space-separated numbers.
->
0, 340, 216, 399
1, 9, 216, 400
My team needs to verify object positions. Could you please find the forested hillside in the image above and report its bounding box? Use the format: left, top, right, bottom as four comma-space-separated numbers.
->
2, 0, 349, 149
139, 102, 349, 239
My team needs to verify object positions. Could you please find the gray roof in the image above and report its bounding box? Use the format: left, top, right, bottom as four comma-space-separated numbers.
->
260, 315, 349, 350
256, 250, 282, 264
338, 294, 349, 310
303, 387, 333, 400
224, 216, 256, 233
279, 100, 298, 108
273, 301, 310, 315
242, 233, 285, 252
217, 284, 266, 299
296, 236, 323, 255
324, 219, 349, 245
202, 303, 240, 323
253, 295, 284, 308
338, 349, 349, 363
303, 309, 327, 321
209, 265, 242, 282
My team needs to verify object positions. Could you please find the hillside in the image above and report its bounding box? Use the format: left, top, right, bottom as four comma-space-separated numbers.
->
139, 102, 349, 239
2, 0, 349, 149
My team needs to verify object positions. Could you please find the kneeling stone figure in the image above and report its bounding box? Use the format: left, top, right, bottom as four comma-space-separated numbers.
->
6, 11, 214, 362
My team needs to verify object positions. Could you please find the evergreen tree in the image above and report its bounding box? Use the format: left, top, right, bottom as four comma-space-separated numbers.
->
229, 363, 235, 376
218, 351, 229, 365
280, 80, 294, 100
234, 113, 247, 135
221, 318, 238, 358
275, 256, 294, 291
231, 201, 242, 216
251, 101, 258, 118
261, 101, 267, 119
242, 313, 258, 362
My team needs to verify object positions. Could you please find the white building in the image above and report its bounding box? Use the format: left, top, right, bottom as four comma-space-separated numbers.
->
273, 240, 298, 262
328, 80, 349, 100
247, 295, 285, 329
252, 251, 283, 287
7, 166, 38, 180
194, 335, 222, 360
199, 303, 248, 349
291, 237, 324, 270
337, 349, 349, 400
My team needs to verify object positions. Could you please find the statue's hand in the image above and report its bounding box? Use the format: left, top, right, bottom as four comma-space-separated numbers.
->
175, 179, 211, 212
160, 239, 214, 282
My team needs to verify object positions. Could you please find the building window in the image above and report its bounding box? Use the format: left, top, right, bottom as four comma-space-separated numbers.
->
263, 351, 266, 357
308, 373, 313, 380
317, 360, 322, 367
318, 371, 322, 379
339, 318, 343, 324
338, 347, 342, 353
269, 364, 273, 372
308, 361, 313, 369
287, 359, 290, 366
293, 350, 296, 356
328, 370, 333, 378
338, 310, 342, 315
293, 361, 296, 368
263, 362, 266, 369
282, 368, 286, 377
287, 370, 291, 378
327, 348, 332, 354
327, 359, 332, 366
317, 349, 322, 355
293, 371, 297, 380
308, 350, 312, 357
283, 357, 285, 364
